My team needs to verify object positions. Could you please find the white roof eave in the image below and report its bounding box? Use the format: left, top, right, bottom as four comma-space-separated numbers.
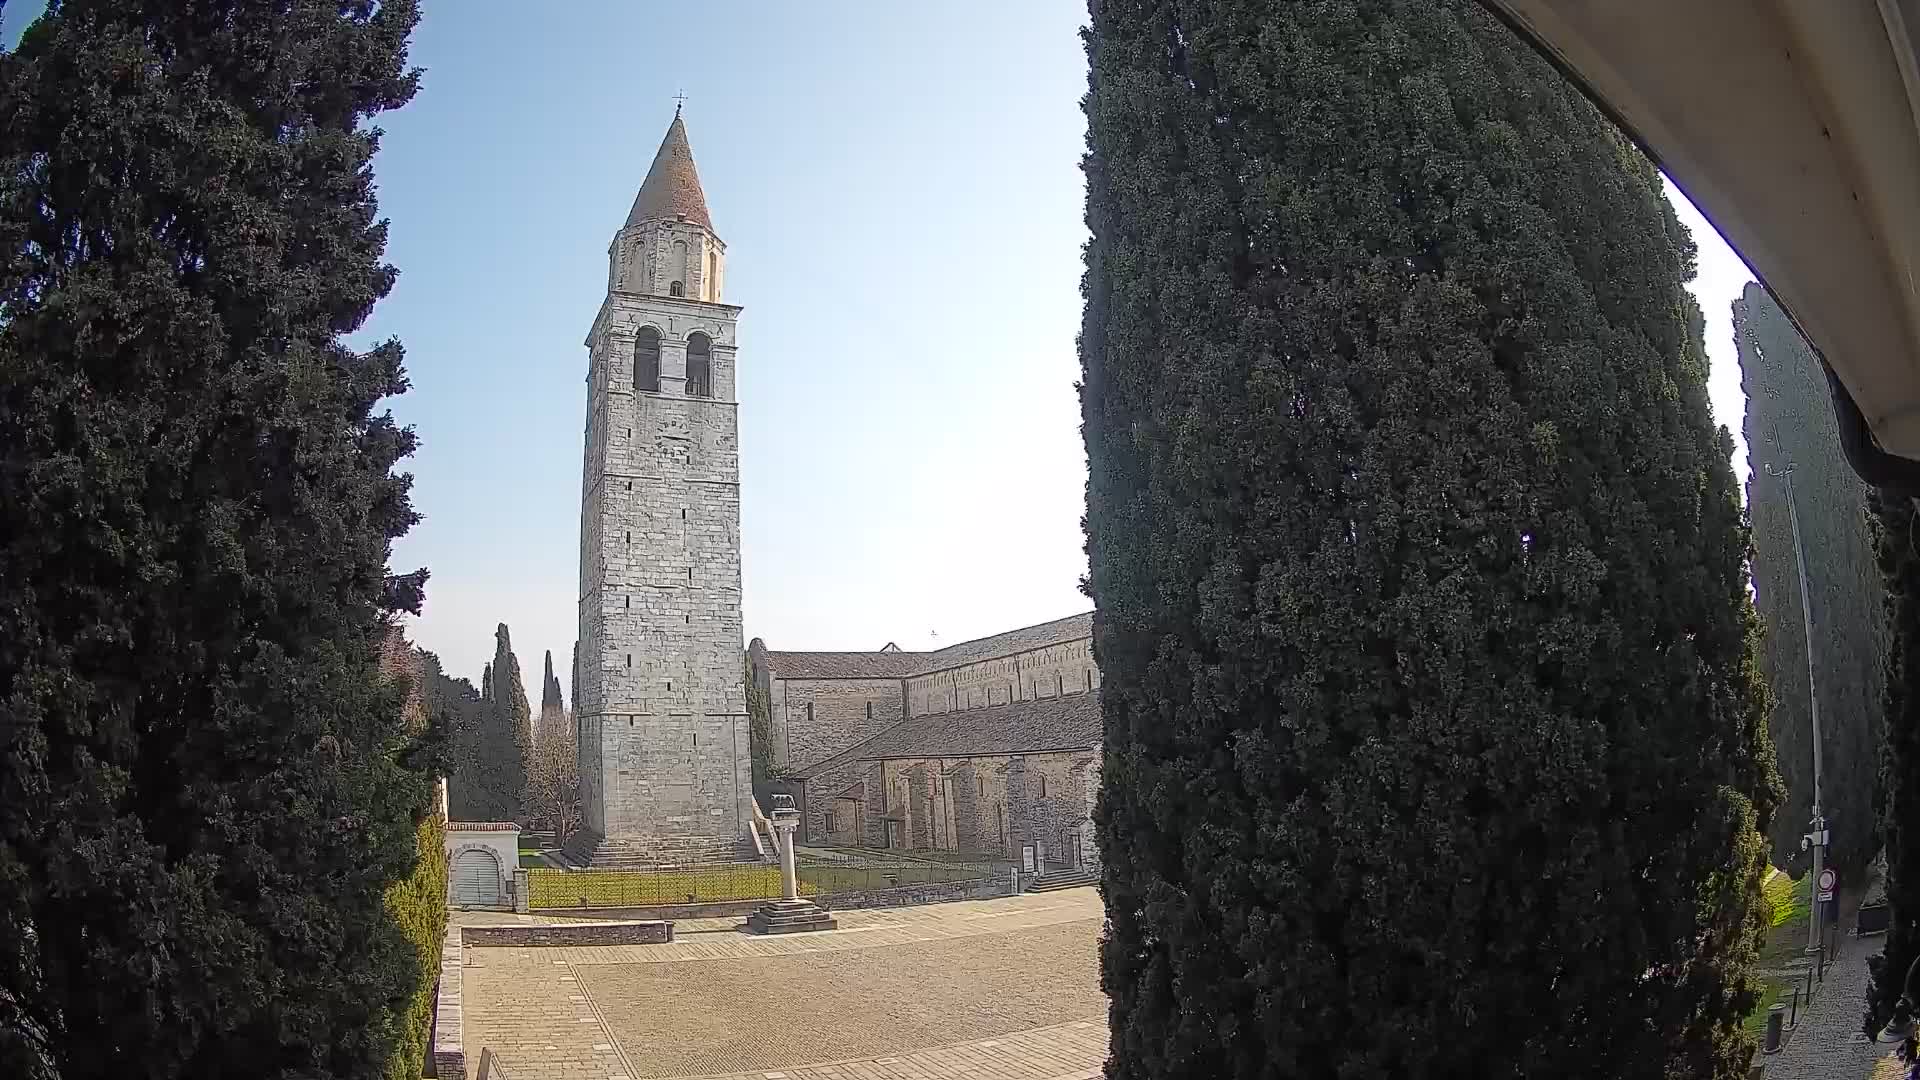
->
1479, 0, 1920, 461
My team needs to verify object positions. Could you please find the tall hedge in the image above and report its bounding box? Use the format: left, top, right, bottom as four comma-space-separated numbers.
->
0, 0, 435, 1075
377, 639, 449, 1080
1737, 282, 1887, 875
1079, 2, 1778, 1076
1867, 491, 1920, 1032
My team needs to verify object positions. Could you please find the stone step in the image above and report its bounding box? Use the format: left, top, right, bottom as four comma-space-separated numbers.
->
564, 830, 753, 869
747, 897, 838, 935
1027, 868, 1098, 893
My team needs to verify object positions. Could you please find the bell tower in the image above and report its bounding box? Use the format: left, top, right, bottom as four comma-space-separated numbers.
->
572, 109, 750, 865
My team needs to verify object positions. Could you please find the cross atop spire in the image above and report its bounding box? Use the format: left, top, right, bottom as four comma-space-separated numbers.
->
673, 89, 687, 116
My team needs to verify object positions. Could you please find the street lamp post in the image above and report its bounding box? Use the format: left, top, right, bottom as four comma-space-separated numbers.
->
1766, 462, 1828, 954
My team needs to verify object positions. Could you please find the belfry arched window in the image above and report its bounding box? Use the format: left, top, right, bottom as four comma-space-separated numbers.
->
670, 239, 688, 296
686, 332, 712, 398
634, 326, 661, 392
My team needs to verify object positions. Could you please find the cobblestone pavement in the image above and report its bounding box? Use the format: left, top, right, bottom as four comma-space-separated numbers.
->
460, 890, 1107, 1080
1760, 929, 1902, 1079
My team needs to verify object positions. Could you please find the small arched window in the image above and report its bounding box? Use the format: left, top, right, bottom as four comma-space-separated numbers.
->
670, 239, 688, 296
669, 280, 684, 297
634, 326, 661, 392
1038, 776, 1048, 799
686, 332, 712, 398
707, 251, 718, 299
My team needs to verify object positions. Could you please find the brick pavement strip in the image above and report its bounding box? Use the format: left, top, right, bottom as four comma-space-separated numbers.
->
669, 1019, 1108, 1080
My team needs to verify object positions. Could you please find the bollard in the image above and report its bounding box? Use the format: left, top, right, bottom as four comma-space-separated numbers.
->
1789, 985, 1800, 1027
1817, 944, 1827, 982
1763, 1003, 1787, 1054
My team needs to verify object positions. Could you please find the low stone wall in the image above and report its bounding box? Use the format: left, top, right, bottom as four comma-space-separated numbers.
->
460, 920, 675, 947
432, 934, 465, 1079
537, 897, 765, 922
818, 877, 1008, 911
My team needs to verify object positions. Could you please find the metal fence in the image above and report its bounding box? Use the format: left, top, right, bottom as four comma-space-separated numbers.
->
526, 856, 1007, 910
796, 855, 1005, 899
527, 864, 798, 909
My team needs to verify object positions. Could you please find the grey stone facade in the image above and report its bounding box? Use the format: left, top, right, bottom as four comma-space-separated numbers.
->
574, 114, 751, 863
751, 617, 1104, 866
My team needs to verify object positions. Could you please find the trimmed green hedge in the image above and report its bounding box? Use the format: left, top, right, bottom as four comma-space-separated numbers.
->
383, 811, 449, 1080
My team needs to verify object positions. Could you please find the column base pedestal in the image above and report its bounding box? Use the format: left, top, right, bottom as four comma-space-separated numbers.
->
747, 897, 838, 935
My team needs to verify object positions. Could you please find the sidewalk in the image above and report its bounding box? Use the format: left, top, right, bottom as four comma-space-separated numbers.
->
1760, 926, 1900, 1079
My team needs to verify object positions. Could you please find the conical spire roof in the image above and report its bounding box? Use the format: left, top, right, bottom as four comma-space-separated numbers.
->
625, 112, 712, 232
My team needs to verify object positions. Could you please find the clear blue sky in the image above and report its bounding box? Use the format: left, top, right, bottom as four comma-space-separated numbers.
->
2, 3, 1755, 704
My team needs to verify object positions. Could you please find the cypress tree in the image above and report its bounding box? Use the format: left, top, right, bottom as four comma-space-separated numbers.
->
539, 649, 567, 746
1080, 2, 1778, 1076
1867, 490, 1920, 1032
428, 656, 494, 822
491, 623, 533, 819
0, 1, 433, 1076
1737, 283, 1887, 876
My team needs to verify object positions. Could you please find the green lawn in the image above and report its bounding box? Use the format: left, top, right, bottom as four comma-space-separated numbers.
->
1743, 870, 1814, 1036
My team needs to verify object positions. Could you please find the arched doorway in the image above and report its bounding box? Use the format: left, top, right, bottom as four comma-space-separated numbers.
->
452, 848, 502, 907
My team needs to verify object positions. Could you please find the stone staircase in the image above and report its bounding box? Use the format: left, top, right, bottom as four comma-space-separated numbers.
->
563, 831, 746, 870
1025, 867, 1098, 893
746, 897, 838, 935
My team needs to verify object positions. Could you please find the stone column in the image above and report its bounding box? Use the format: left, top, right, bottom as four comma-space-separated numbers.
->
748, 794, 836, 934
775, 805, 800, 901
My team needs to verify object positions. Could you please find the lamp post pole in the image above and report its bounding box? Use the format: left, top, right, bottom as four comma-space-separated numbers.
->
1767, 462, 1827, 953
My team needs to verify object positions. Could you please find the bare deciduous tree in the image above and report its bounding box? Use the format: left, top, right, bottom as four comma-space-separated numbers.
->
526, 713, 581, 844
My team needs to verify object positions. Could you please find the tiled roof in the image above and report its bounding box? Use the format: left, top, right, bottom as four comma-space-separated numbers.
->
763, 651, 927, 680
764, 612, 1093, 682
626, 114, 712, 231
915, 612, 1092, 674
855, 691, 1101, 761
834, 781, 866, 801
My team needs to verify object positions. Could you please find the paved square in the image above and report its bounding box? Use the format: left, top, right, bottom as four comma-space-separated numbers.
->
460, 890, 1109, 1079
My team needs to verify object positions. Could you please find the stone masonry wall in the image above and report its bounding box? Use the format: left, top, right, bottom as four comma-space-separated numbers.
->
577, 254, 751, 853
771, 676, 906, 773
460, 921, 674, 947
952, 758, 1010, 856
905, 637, 1099, 718
799, 754, 868, 845
1007, 753, 1093, 869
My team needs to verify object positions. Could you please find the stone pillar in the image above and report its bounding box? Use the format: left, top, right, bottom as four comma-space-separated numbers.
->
512, 869, 530, 914
775, 804, 800, 901
748, 794, 836, 935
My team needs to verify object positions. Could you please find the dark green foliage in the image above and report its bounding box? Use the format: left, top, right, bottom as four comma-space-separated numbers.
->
437, 651, 511, 822
379, 643, 448, 1080
1737, 283, 1887, 875
491, 624, 533, 820
445, 626, 532, 822
539, 648, 567, 743
0, 0, 433, 1076
1079, 2, 1778, 1076
747, 653, 773, 806
383, 810, 447, 1080
1867, 492, 1920, 1033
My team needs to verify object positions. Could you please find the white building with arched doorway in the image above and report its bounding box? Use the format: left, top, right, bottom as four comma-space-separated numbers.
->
446, 822, 521, 910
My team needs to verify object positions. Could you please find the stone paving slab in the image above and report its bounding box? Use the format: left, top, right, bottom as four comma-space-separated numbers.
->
578, 920, 1103, 1077
460, 890, 1107, 1080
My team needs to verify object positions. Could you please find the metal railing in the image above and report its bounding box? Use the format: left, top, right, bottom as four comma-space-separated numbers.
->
526, 854, 1007, 909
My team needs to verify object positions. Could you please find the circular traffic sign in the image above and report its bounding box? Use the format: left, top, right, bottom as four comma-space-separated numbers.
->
1819, 868, 1837, 892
